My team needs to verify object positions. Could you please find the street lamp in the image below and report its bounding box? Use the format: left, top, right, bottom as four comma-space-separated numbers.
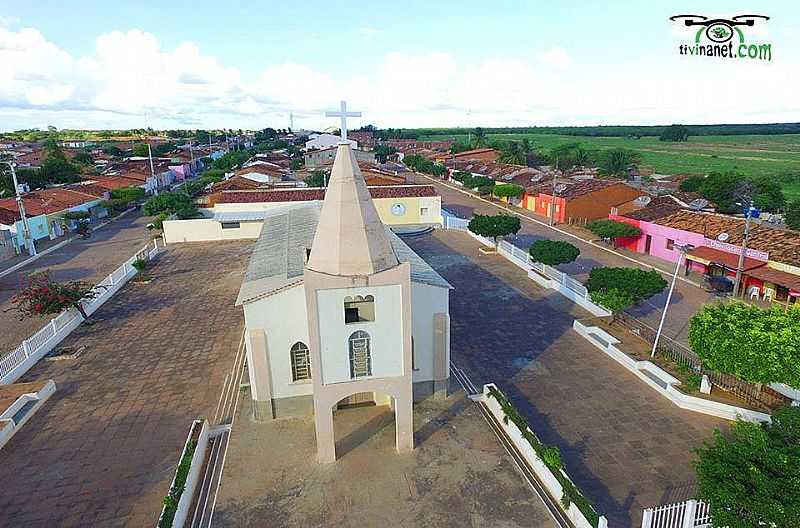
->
651, 243, 693, 357
733, 201, 758, 298
1, 160, 37, 257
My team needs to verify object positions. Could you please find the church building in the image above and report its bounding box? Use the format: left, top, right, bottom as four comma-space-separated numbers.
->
236, 142, 452, 463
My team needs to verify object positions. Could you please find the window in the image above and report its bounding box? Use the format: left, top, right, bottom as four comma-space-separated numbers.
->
221, 221, 241, 229
420, 207, 429, 216
666, 238, 675, 250
349, 331, 372, 378
344, 295, 375, 324
290, 342, 311, 381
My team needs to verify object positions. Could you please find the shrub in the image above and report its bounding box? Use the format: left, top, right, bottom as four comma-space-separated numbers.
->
492, 183, 524, 199
144, 192, 198, 218
529, 240, 580, 266
132, 258, 147, 273
10, 271, 100, 322
586, 267, 667, 303
62, 210, 91, 221
468, 214, 521, 245
586, 219, 641, 240
590, 288, 635, 316
689, 303, 800, 387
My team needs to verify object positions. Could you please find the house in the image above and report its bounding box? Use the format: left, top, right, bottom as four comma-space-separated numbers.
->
236, 143, 451, 462
305, 146, 375, 169
235, 162, 289, 184
612, 208, 800, 304
305, 133, 356, 151
522, 179, 643, 223
348, 130, 377, 150
0, 227, 15, 263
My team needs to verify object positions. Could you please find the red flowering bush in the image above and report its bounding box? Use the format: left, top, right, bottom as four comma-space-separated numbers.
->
10, 271, 100, 321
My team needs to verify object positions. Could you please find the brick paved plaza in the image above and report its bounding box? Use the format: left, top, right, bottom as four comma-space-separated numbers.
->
0, 241, 250, 527
405, 230, 727, 528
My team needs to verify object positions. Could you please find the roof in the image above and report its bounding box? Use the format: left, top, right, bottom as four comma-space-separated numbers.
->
622, 203, 683, 222
530, 179, 624, 200
0, 188, 98, 217
686, 246, 766, 271
236, 203, 450, 305
306, 143, 399, 276
653, 210, 800, 267
216, 185, 438, 204
745, 266, 800, 291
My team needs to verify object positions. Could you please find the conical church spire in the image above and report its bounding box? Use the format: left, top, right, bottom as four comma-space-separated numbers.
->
306, 143, 399, 276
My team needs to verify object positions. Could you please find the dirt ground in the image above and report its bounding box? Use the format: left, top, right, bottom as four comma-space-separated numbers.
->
214, 389, 559, 528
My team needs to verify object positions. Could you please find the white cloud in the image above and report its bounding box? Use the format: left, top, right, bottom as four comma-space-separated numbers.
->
0, 25, 798, 131
536, 47, 572, 68
0, 16, 20, 27
359, 27, 379, 39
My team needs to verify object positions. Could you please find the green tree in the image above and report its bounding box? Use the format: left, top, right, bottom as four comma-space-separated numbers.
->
492, 184, 524, 200
468, 213, 521, 246
133, 143, 150, 157
659, 124, 690, 142
688, 303, 800, 388
679, 175, 705, 192
586, 219, 641, 241
694, 406, 800, 528
585, 267, 668, 304
373, 144, 397, 164
472, 127, 488, 148
143, 192, 198, 219
698, 171, 745, 212
751, 176, 786, 212
597, 148, 640, 178
528, 240, 580, 266
786, 199, 800, 231
72, 151, 93, 165
305, 171, 327, 188
40, 147, 79, 184
111, 186, 146, 202
498, 141, 526, 165
102, 145, 123, 157
589, 288, 635, 319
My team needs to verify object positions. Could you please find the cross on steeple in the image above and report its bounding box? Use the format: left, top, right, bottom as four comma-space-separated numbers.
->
325, 100, 361, 142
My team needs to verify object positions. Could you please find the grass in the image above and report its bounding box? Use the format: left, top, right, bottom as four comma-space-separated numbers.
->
419, 132, 800, 198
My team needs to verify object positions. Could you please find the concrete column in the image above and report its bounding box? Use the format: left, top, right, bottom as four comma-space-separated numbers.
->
248, 329, 274, 421
315, 404, 336, 463
394, 392, 414, 454
433, 312, 450, 398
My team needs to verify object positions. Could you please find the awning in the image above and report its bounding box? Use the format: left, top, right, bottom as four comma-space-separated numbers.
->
745, 266, 800, 292
686, 246, 766, 271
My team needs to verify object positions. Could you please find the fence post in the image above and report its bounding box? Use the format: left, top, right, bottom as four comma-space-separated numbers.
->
50, 319, 58, 335
681, 500, 697, 528
597, 516, 608, 528
640, 509, 652, 528
22, 340, 31, 358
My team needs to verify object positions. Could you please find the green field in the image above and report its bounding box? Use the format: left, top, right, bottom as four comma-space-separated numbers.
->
418, 132, 800, 200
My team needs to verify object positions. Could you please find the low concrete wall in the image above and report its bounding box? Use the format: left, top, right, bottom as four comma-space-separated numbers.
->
163, 219, 263, 244
0, 379, 56, 450
573, 320, 771, 423
158, 419, 211, 528
482, 383, 607, 528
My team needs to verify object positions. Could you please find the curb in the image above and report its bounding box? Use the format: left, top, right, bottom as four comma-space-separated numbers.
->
0, 206, 138, 280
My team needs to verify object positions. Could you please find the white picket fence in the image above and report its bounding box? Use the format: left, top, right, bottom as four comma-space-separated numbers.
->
642, 499, 712, 528
0, 238, 161, 385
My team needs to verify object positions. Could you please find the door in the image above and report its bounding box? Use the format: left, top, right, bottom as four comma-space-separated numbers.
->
644, 235, 652, 254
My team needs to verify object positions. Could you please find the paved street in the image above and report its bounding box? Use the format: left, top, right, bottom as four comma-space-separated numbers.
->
411, 173, 715, 346
0, 241, 250, 527
0, 211, 154, 355
405, 230, 726, 527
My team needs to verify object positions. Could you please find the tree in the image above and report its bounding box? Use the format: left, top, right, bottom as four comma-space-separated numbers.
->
786, 199, 800, 231
472, 127, 488, 148
492, 184, 524, 200
498, 142, 526, 165
40, 146, 79, 184
468, 214, 521, 246
305, 171, 327, 188
694, 406, 800, 528
586, 219, 641, 241
590, 288, 635, 319
102, 145, 123, 157
10, 271, 101, 322
548, 142, 594, 170
133, 143, 150, 157
143, 192, 198, 219
373, 144, 397, 164
751, 176, 786, 212
586, 267, 668, 304
659, 124, 690, 142
529, 240, 580, 266
679, 175, 705, 192
688, 303, 800, 388
111, 186, 145, 203
698, 171, 745, 212
72, 151, 93, 165
597, 148, 640, 178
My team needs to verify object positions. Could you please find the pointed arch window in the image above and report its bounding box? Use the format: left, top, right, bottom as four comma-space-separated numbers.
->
348, 331, 372, 378
290, 342, 311, 381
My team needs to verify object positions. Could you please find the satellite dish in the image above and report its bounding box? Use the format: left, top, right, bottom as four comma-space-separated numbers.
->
717, 232, 729, 242
634, 195, 652, 207
554, 184, 568, 194
689, 198, 709, 210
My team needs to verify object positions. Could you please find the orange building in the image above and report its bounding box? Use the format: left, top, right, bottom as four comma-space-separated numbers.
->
522, 180, 644, 224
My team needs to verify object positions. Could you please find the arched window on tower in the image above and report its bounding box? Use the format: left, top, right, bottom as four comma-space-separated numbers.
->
290, 342, 311, 382
348, 331, 372, 378
344, 295, 375, 324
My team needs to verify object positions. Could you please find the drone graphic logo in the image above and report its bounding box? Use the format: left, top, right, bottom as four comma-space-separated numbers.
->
670, 14, 772, 61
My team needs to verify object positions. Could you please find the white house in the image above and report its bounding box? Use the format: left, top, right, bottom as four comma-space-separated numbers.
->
305, 133, 356, 151
237, 143, 451, 463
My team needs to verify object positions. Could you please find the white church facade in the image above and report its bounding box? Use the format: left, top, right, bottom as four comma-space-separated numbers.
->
236, 142, 451, 462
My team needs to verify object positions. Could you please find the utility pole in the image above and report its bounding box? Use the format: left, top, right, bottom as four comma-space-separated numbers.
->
549, 156, 559, 226
652, 244, 692, 357
147, 142, 157, 196
733, 202, 754, 297
2, 161, 36, 256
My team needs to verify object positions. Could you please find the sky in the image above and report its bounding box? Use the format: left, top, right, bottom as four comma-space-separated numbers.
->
0, 1, 798, 131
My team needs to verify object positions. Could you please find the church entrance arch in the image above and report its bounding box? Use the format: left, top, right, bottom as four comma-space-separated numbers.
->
332, 391, 396, 459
